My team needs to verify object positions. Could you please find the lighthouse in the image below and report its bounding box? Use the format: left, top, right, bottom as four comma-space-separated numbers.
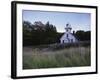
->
60, 23, 78, 44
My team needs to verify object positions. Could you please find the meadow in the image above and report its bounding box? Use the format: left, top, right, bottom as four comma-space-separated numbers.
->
23, 44, 91, 69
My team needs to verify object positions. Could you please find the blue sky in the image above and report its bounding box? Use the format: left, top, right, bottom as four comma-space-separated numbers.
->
23, 10, 91, 32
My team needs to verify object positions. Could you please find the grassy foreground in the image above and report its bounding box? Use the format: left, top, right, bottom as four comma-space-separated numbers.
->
23, 46, 91, 69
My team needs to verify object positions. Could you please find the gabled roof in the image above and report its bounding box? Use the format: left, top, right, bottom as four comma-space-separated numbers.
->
60, 32, 78, 41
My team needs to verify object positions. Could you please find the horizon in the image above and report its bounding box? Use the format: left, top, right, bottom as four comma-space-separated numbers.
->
23, 20, 91, 33
23, 10, 91, 32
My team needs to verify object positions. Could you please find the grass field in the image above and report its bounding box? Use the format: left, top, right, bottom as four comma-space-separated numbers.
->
23, 45, 91, 69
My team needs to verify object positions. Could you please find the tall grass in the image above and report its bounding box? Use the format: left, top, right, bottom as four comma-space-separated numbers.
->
23, 46, 90, 69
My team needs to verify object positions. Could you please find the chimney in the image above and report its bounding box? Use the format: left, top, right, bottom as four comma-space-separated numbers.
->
73, 31, 75, 35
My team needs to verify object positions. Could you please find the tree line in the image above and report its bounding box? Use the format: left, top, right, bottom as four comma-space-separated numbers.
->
23, 21, 91, 46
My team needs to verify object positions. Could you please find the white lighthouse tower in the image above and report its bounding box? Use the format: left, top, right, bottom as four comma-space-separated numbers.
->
65, 23, 72, 33
60, 23, 78, 44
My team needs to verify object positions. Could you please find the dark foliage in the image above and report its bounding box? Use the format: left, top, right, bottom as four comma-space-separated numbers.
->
23, 21, 61, 46
75, 30, 91, 41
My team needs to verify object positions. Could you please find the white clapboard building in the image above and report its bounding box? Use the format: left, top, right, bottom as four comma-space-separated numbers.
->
60, 23, 78, 44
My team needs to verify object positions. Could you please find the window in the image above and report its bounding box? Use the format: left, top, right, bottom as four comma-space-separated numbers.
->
66, 29, 68, 32
71, 39, 73, 42
63, 40, 64, 43
66, 34, 68, 37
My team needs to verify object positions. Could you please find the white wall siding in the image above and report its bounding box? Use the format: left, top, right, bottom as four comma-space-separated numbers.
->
60, 33, 78, 44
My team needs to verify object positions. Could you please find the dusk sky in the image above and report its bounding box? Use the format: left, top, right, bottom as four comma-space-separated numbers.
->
23, 10, 91, 32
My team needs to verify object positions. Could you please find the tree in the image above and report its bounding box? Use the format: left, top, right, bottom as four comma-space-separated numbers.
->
84, 31, 91, 41
23, 21, 33, 46
75, 30, 91, 41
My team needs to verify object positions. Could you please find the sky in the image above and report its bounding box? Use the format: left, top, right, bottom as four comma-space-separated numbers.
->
23, 10, 91, 32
